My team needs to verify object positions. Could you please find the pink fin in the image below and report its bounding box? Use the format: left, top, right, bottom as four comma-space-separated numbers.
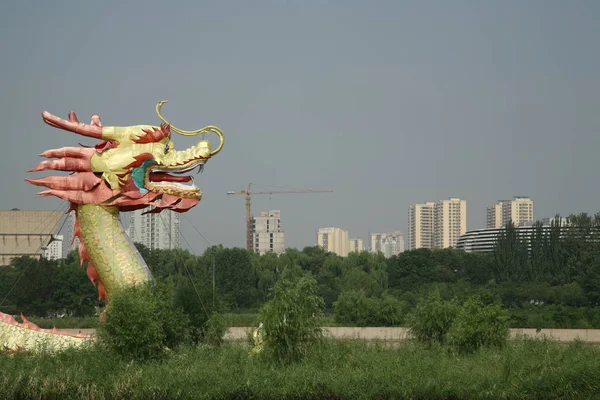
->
25, 173, 101, 191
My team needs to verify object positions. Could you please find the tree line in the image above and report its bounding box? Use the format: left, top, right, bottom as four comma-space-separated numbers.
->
1, 212, 599, 329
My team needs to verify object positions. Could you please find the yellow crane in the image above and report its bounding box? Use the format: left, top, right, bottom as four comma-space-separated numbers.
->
227, 183, 334, 251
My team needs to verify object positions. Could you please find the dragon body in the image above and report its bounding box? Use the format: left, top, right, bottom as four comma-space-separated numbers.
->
0, 102, 223, 352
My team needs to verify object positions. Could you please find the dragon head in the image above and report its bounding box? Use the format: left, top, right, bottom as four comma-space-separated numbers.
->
26, 101, 224, 213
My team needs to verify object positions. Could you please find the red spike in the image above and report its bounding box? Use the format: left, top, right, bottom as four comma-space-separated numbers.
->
25, 173, 101, 191
97, 280, 107, 300
79, 241, 89, 268
72, 217, 81, 245
134, 124, 171, 143
86, 262, 100, 287
35, 183, 117, 204
40, 147, 94, 159
41, 111, 103, 139
28, 158, 91, 173
172, 197, 200, 212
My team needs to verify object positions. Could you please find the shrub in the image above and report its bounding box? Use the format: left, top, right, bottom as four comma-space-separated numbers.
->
333, 290, 372, 326
257, 275, 325, 364
203, 312, 227, 347
408, 289, 459, 345
334, 290, 406, 326
97, 283, 165, 361
153, 280, 190, 349
447, 297, 509, 354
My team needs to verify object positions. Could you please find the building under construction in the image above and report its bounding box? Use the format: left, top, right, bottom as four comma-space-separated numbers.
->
0, 209, 64, 266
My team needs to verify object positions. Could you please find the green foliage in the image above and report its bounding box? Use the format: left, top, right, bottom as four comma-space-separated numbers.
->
447, 297, 509, 354
97, 283, 166, 361
257, 275, 324, 364
333, 290, 406, 326
2, 339, 600, 399
202, 312, 227, 347
408, 287, 459, 345
5, 211, 600, 334
152, 280, 190, 349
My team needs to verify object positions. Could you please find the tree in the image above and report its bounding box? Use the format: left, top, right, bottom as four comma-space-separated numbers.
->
256, 275, 324, 364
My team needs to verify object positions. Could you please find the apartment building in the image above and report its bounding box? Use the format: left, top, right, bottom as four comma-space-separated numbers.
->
486, 197, 534, 228
409, 198, 467, 250
127, 207, 181, 250
433, 197, 467, 249
370, 231, 404, 257
348, 238, 364, 253
408, 202, 434, 250
252, 210, 285, 255
317, 227, 349, 256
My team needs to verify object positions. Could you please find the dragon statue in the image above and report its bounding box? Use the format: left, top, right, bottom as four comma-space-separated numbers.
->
0, 102, 224, 352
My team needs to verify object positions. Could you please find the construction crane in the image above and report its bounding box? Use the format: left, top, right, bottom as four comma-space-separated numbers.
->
227, 183, 334, 251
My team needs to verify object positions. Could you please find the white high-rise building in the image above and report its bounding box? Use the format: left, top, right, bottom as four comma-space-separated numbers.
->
486, 197, 534, 228
370, 231, 404, 257
65, 211, 80, 257
127, 208, 180, 250
408, 202, 435, 250
317, 227, 349, 256
433, 197, 467, 249
409, 198, 467, 250
42, 235, 63, 261
252, 210, 285, 255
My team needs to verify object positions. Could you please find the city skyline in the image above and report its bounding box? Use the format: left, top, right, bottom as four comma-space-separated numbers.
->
1, 1, 598, 254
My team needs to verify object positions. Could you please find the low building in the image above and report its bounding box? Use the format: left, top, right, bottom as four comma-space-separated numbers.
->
0, 209, 65, 265
456, 218, 573, 253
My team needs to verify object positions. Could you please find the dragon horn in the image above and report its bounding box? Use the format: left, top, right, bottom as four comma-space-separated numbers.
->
156, 101, 224, 156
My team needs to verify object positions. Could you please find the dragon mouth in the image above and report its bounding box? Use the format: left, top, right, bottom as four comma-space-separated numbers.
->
145, 160, 205, 198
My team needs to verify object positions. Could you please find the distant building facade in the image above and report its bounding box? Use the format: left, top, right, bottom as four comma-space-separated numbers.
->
486, 197, 534, 228
370, 231, 404, 257
409, 198, 466, 250
433, 197, 467, 249
408, 202, 434, 250
317, 227, 349, 256
252, 210, 285, 255
42, 235, 63, 261
0, 209, 65, 265
457, 217, 571, 253
348, 238, 364, 253
65, 211, 80, 257
127, 208, 180, 250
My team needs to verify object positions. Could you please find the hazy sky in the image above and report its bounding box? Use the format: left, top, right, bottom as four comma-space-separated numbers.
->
1, 1, 599, 254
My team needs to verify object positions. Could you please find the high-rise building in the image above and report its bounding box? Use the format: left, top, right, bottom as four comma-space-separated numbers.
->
348, 238, 363, 253
370, 231, 404, 257
252, 210, 285, 255
64, 211, 80, 257
317, 227, 349, 256
127, 208, 180, 250
42, 235, 63, 261
486, 197, 534, 228
486, 203, 503, 229
433, 197, 467, 249
0, 209, 65, 266
408, 202, 434, 250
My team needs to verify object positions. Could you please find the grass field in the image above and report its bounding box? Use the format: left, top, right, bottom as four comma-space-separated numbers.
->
1, 337, 599, 399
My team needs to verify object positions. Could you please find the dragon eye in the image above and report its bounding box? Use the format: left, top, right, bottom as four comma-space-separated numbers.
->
164, 143, 169, 152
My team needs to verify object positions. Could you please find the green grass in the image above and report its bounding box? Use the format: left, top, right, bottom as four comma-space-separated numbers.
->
1, 337, 599, 399
25, 316, 99, 329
